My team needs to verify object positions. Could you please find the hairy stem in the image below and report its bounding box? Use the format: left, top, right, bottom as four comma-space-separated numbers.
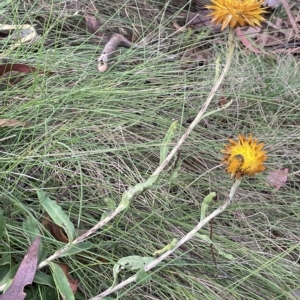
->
91, 179, 241, 300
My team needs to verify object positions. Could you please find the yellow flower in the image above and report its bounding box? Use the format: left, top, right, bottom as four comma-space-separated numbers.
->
206, 0, 266, 31
221, 134, 267, 178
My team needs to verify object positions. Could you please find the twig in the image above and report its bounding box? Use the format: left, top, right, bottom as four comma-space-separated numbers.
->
90, 179, 241, 300
280, 0, 299, 38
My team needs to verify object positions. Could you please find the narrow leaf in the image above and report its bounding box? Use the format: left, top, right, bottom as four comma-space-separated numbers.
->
160, 121, 177, 164
0, 208, 5, 240
0, 253, 10, 266
0, 0, 12, 9
50, 263, 75, 300
153, 239, 177, 256
198, 234, 234, 260
200, 192, 216, 221
23, 217, 40, 242
37, 189, 75, 242
119, 175, 158, 210
60, 242, 93, 257
112, 256, 155, 286
33, 271, 55, 288
0, 64, 55, 77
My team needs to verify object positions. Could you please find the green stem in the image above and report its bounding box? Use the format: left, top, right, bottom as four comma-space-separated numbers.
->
37, 28, 237, 270
91, 179, 241, 300
152, 28, 236, 177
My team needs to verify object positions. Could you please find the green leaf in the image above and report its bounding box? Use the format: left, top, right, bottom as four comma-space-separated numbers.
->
33, 271, 55, 288
136, 269, 151, 285
104, 198, 116, 210
0, 265, 18, 289
119, 175, 158, 210
0, 253, 11, 266
112, 256, 155, 286
23, 217, 45, 262
213, 243, 234, 260
153, 239, 177, 256
0, 0, 12, 9
160, 121, 177, 164
50, 263, 75, 300
198, 234, 234, 260
60, 242, 93, 257
23, 217, 39, 241
0, 208, 5, 240
0, 265, 10, 281
200, 192, 216, 221
37, 189, 75, 242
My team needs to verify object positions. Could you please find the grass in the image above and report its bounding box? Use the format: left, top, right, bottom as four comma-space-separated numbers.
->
1, 0, 300, 299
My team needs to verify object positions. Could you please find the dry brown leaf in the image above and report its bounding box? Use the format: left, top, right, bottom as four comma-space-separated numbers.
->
58, 264, 79, 294
0, 119, 27, 127
235, 27, 261, 53
0, 64, 55, 77
0, 237, 41, 300
41, 215, 69, 243
187, 9, 221, 33
266, 168, 289, 190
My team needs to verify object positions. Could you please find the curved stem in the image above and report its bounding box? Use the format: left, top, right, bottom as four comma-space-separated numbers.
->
152, 27, 235, 176
91, 179, 241, 300
38, 28, 236, 270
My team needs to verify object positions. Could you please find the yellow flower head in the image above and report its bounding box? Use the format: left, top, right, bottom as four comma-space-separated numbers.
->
221, 134, 267, 178
206, 0, 266, 31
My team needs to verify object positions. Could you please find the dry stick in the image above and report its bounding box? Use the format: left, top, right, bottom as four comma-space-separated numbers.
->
38, 28, 235, 270
280, 0, 299, 38
91, 179, 241, 300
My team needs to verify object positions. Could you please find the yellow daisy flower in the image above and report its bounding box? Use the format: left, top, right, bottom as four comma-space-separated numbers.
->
221, 134, 267, 178
206, 0, 266, 31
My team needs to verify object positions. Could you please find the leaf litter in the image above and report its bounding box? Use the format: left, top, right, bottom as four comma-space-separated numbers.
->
0, 237, 41, 300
